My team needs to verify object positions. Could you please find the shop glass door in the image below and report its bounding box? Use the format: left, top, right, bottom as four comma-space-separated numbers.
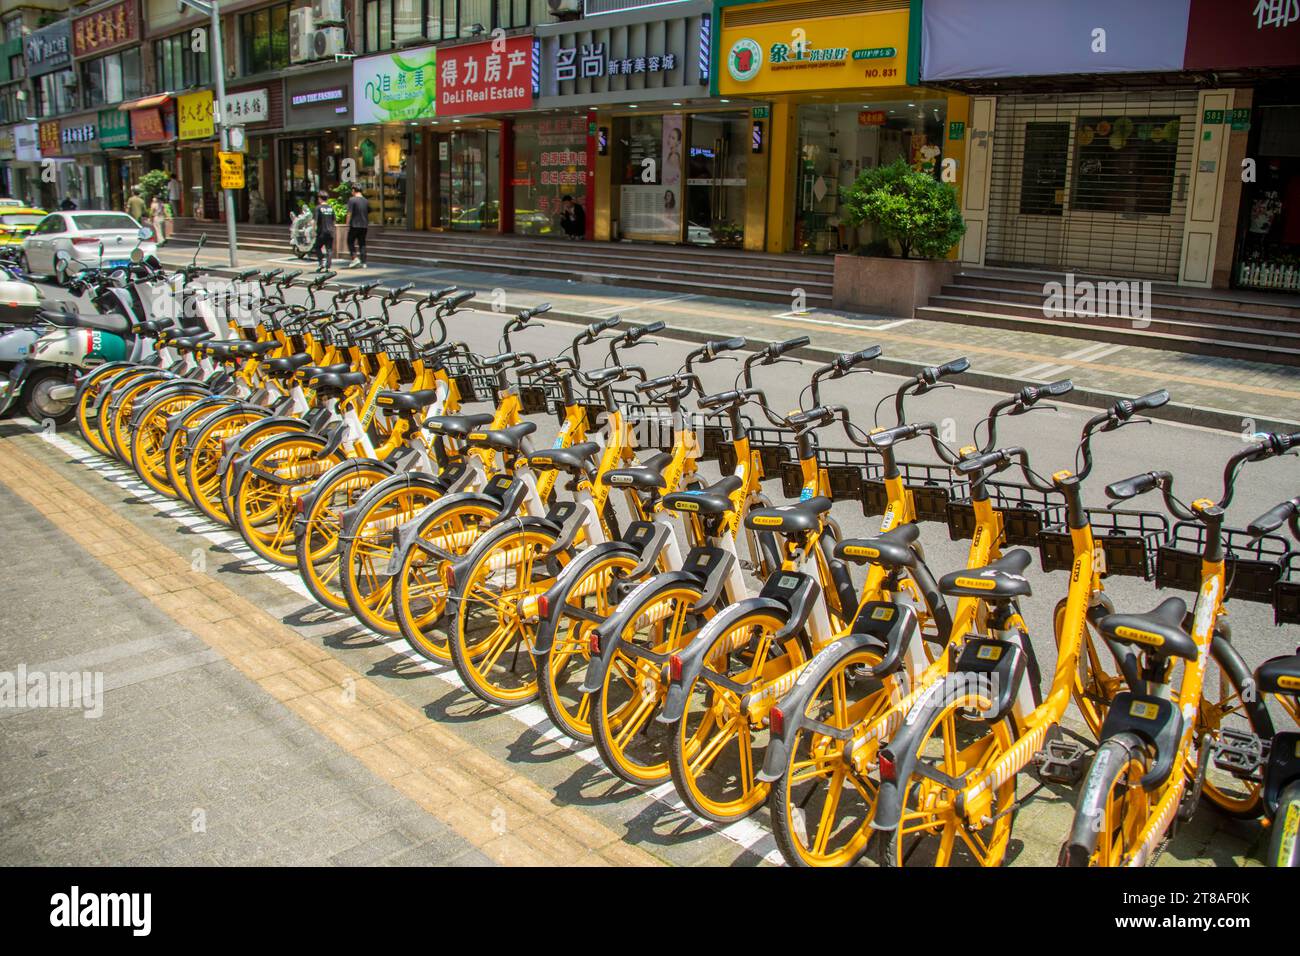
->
439, 129, 499, 230
685, 112, 748, 247
281, 138, 322, 221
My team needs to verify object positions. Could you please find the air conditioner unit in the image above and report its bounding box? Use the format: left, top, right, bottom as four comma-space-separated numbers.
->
312, 26, 347, 59
289, 8, 315, 63
311, 0, 344, 24
548, 0, 582, 15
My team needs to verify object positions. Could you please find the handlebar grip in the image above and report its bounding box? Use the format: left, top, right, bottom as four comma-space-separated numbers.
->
424, 286, 457, 304
836, 345, 882, 372
1276, 432, 1300, 453
1104, 471, 1168, 500
590, 316, 621, 334
445, 290, 475, 310
788, 405, 832, 427
516, 360, 554, 376
699, 389, 741, 410
937, 356, 970, 377
629, 321, 666, 340
635, 374, 676, 393
384, 282, 415, 300
1248, 498, 1299, 537
768, 335, 810, 358
955, 449, 1009, 475
1117, 390, 1170, 419
530, 303, 552, 317
1041, 379, 1073, 398
709, 336, 747, 356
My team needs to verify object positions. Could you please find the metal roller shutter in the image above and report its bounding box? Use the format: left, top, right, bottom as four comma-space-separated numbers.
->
985, 90, 1198, 279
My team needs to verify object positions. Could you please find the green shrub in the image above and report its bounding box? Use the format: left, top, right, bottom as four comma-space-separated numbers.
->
137, 170, 171, 205
840, 159, 966, 259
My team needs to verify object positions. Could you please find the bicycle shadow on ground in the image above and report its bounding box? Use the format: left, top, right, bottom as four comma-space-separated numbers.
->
368, 649, 449, 682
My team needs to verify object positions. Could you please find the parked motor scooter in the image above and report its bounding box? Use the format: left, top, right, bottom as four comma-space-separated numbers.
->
289, 203, 315, 259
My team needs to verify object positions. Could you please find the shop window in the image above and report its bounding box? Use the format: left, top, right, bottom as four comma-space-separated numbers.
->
241, 3, 291, 75
1018, 123, 1069, 216
155, 31, 212, 92
513, 115, 587, 237
1071, 116, 1180, 216
79, 50, 142, 108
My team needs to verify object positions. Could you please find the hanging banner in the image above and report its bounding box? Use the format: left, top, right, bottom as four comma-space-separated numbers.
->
178, 90, 215, 140
437, 35, 534, 116
354, 46, 438, 124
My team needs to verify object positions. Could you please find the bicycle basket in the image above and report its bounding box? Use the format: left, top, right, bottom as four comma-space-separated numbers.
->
442, 352, 496, 404
734, 425, 794, 483
863, 460, 969, 523
516, 371, 565, 416
1275, 553, 1300, 625
694, 411, 741, 464
1038, 508, 1168, 579
1156, 522, 1288, 604
779, 444, 873, 503
947, 480, 1067, 547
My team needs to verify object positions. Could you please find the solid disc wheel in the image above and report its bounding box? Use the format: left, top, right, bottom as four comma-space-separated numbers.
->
449, 527, 563, 707
231, 433, 339, 567
130, 393, 205, 497
880, 705, 1018, 868
668, 610, 800, 823
769, 647, 896, 867
296, 465, 391, 612
537, 552, 640, 745
1061, 735, 1152, 867
342, 488, 472, 637
391, 502, 500, 662
591, 584, 709, 787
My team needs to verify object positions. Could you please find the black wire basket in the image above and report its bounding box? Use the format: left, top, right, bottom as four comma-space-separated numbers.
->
442, 352, 497, 404
718, 424, 795, 485
947, 480, 1067, 547
1275, 552, 1300, 625
1155, 522, 1289, 604
780, 444, 876, 504
863, 460, 970, 523
1038, 508, 1169, 579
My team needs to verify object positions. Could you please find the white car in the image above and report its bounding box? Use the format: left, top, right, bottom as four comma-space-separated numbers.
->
21, 210, 156, 285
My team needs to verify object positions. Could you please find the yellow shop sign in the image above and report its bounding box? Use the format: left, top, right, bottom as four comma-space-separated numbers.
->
178, 90, 215, 141
719, 9, 910, 95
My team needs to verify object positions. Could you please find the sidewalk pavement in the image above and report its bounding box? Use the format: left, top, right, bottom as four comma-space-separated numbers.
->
159, 246, 1300, 432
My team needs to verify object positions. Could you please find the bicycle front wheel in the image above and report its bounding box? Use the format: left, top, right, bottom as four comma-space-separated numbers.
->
231, 432, 341, 567
297, 463, 392, 612
1059, 733, 1152, 867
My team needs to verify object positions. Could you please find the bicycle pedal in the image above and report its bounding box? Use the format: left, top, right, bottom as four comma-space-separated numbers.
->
1211, 728, 1265, 776
1034, 739, 1087, 785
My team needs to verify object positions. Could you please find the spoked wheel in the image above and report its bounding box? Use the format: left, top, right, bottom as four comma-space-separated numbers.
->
1056, 598, 1123, 738
449, 526, 565, 707
592, 584, 710, 787
879, 699, 1018, 868
231, 432, 341, 567
391, 501, 502, 661
1059, 733, 1152, 867
1190, 638, 1272, 820
668, 609, 806, 823
769, 646, 898, 867
296, 464, 392, 612
342, 488, 472, 637
130, 391, 208, 497
537, 552, 641, 745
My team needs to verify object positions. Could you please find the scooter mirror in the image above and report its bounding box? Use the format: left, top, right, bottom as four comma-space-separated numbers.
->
55, 250, 70, 264
137, 226, 153, 241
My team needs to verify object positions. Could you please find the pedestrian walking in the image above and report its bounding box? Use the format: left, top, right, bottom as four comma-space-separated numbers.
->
167, 173, 183, 218
310, 190, 337, 271
345, 185, 370, 268
149, 195, 167, 246
126, 186, 146, 222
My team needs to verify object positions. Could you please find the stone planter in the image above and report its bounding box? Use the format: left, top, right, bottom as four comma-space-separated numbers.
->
832, 254, 958, 318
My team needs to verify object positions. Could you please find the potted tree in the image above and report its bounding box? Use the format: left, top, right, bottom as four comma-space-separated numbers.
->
831, 158, 966, 317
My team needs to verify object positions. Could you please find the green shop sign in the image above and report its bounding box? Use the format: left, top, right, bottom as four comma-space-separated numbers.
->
354, 46, 437, 124
98, 109, 130, 148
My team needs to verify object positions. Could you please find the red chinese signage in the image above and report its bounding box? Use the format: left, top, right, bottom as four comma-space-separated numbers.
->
437, 36, 533, 117
858, 110, 886, 126
73, 0, 140, 59
38, 120, 61, 157
1185, 0, 1300, 69
129, 107, 167, 145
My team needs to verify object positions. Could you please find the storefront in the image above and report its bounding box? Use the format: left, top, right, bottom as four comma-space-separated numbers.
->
222, 86, 281, 223
178, 89, 217, 219
281, 68, 352, 222
59, 113, 110, 209
351, 45, 438, 229
98, 109, 132, 210
537, 2, 724, 245
716, 0, 966, 254
1183, 0, 1300, 292
11, 124, 43, 208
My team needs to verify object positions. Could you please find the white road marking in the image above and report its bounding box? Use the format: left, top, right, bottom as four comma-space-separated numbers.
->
772, 311, 914, 332
34, 425, 783, 864
584, 293, 698, 317
1016, 342, 1127, 380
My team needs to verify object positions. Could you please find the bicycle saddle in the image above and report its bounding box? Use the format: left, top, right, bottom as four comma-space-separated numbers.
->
663, 474, 743, 515
745, 496, 832, 534
264, 353, 315, 375
528, 441, 601, 474
1257, 654, 1300, 695
423, 412, 494, 437
376, 388, 440, 412
306, 370, 366, 392
939, 549, 1033, 599
236, 340, 281, 357
40, 307, 129, 334
835, 524, 921, 570
602, 451, 673, 491
300, 362, 352, 378
466, 421, 537, 452
1098, 597, 1196, 661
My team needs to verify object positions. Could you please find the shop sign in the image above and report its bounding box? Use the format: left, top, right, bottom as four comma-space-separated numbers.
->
554, 42, 676, 82
858, 110, 886, 126
129, 108, 168, 145
948, 120, 965, 140
438, 36, 533, 116
719, 10, 909, 95
354, 46, 437, 124
919, 0, 1189, 81
23, 21, 72, 78
1230, 107, 1251, 132
1185, 0, 1300, 69
179, 91, 215, 141
291, 87, 347, 108
38, 121, 61, 158
15, 124, 41, 163
72, 0, 140, 59
218, 152, 244, 190
98, 109, 131, 148
223, 89, 269, 125
60, 121, 97, 153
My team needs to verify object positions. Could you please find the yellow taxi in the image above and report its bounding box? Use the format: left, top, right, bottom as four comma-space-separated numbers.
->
0, 207, 49, 247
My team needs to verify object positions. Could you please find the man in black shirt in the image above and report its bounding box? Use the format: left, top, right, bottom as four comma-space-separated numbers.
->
311, 191, 336, 271
346, 185, 370, 268
559, 194, 586, 239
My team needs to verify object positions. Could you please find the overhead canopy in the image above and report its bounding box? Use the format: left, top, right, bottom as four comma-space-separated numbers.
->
119, 94, 173, 111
